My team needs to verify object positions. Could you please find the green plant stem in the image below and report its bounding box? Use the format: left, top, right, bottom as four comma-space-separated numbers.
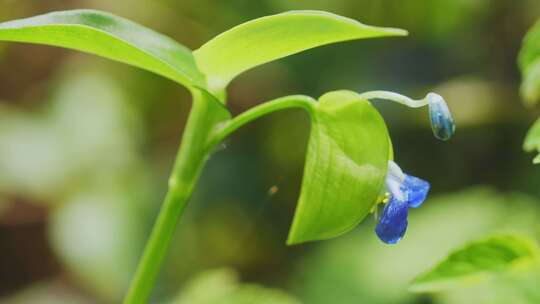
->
124, 89, 227, 304
124, 93, 314, 303
210, 95, 316, 146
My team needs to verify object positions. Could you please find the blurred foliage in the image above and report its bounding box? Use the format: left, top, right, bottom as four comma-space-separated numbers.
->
0, 61, 152, 302
170, 268, 300, 304
0, 61, 143, 201
49, 188, 142, 301
411, 235, 540, 292
290, 188, 540, 304
413, 234, 540, 304
0, 0, 540, 303
519, 18, 540, 106
518, 17, 540, 164
524, 118, 540, 164
0, 280, 92, 304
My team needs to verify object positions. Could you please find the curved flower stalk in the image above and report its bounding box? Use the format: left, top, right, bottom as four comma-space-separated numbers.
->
358, 91, 456, 140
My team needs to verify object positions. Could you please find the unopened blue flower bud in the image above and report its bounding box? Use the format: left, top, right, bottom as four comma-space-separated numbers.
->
427, 93, 455, 141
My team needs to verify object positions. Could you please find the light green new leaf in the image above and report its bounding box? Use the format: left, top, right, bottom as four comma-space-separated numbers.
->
524, 117, 540, 164
0, 9, 205, 90
410, 235, 540, 293
518, 19, 540, 106
194, 11, 407, 94
287, 90, 390, 244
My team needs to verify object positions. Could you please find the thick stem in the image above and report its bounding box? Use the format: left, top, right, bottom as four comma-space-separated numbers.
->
124, 89, 228, 304
124, 93, 312, 303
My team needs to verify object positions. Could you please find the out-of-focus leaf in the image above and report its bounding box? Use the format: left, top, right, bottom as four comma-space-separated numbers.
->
194, 11, 406, 94
0, 113, 66, 199
518, 19, 540, 105
521, 61, 540, 106
433, 260, 540, 304
524, 117, 540, 164
432, 246, 540, 304
410, 235, 540, 292
0, 9, 205, 90
287, 90, 390, 244
171, 268, 301, 304
0, 66, 140, 201
496, 260, 540, 304
0, 280, 92, 304
49, 189, 143, 302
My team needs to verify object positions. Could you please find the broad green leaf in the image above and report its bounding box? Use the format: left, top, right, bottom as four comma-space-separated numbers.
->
524, 117, 540, 164
519, 19, 540, 105
0, 9, 205, 90
194, 11, 407, 94
410, 235, 540, 293
287, 90, 390, 244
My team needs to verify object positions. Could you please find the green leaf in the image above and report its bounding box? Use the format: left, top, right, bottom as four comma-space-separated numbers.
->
287, 90, 390, 244
524, 118, 540, 164
194, 10, 407, 94
0, 9, 205, 90
410, 235, 540, 293
518, 19, 540, 105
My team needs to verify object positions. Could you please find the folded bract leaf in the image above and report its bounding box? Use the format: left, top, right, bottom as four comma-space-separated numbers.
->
0, 9, 205, 90
194, 10, 407, 95
287, 90, 390, 244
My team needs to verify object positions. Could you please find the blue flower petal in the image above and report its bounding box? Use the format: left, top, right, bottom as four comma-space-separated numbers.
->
401, 174, 430, 208
375, 196, 409, 244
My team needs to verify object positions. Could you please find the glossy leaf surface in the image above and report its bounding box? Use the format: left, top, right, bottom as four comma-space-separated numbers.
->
0, 9, 205, 89
411, 235, 540, 292
287, 90, 390, 244
194, 11, 407, 93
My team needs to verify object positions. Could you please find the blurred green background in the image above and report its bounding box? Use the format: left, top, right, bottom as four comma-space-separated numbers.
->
1, 0, 540, 303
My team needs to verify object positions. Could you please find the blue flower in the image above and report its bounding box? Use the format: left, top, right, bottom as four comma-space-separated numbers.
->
375, 161, 430, 244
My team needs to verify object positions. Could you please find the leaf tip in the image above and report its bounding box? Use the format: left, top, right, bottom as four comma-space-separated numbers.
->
285, 237, 299, 246
385, 27, 409, 37
285, 220, 311, 246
